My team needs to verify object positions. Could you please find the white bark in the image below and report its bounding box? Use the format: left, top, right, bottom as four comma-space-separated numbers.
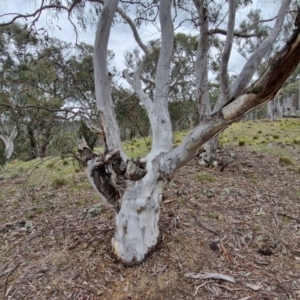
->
282, 96, 296, 115
113, 170, 165, 264
277, 98, 283, 117
267, 100, 276, 121
152, 0, 174, 153
0, 126, 17, 163
219, 0, 236, 99
193, 0, 210, 121
93, 0, 124, 156
113, 0, 174, 263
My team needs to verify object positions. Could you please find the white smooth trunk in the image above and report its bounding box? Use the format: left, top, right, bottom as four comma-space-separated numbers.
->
113, 170, 165, 264
0, 126, 17, 163
282, 96, 296, 116
93, 0, 123, 154
267, 100, 275, 121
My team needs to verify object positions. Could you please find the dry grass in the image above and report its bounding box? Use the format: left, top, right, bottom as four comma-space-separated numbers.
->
1, 142, 300, 299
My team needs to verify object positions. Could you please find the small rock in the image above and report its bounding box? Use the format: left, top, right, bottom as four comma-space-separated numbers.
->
85, 204, 103, 219
218, 214, 225, 221
97, 290, 105, 296
177, 189, 189, 196
204, 190, 215, 198
209, 241, 219, 251
230, 152, 237, 159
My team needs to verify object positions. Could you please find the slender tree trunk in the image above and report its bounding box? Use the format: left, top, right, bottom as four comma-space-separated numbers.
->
28, 126, 37, 160
39, 145, 47, 158
0, 126, 17, 163
267, 100, 275, 121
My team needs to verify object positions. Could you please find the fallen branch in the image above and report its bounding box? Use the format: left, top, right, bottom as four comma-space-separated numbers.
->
184, 272, 236, 283
191, 214, 221, 236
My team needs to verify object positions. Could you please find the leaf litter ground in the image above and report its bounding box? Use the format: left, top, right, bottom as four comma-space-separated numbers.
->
0, 145, 300, 300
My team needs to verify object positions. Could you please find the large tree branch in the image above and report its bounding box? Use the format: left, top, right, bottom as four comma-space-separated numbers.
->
193, 0, 210, 121
150, 0, 174, 154
123, 70, 154, 116
0, 5, 68, 26
93, 0, 124, 157
209, 28, 258, 38
162, 25, 300, 173
219, 0, 236, 98
209, 16, 278, 38
95, 0, 150, 78
227, 0, 291, 103
118, 8, 149, 79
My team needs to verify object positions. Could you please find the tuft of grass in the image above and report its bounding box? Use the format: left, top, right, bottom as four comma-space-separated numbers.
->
293, 137, 300, 145
197, 173, 216, 183
77, 199, 87, 206
177, 198, 186, 205
250, 175, 258, 184
51, 176, 68, 189
273, 134, 280, 139
62, 160, 69, 166
46, 162, 55, 168
282, 215, 294, 223
279, 156, 294, 166
206, 212, 218, 219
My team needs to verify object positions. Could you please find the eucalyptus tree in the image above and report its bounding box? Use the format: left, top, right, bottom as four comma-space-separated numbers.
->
0, 25, 101, 158
0, 125, 17, 163
2, 0, 300, 265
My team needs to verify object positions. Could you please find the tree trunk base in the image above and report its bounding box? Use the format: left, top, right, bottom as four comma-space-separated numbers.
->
112, 172, 165, 265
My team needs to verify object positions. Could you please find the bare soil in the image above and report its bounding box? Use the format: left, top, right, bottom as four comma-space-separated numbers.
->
1, 145, 300, 300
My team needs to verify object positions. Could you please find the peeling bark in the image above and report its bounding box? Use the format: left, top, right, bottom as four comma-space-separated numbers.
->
78, 137, 146, 212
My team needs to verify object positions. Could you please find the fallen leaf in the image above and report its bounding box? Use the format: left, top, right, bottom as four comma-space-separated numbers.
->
245, 283, 263, 291
97, 290, 105, 296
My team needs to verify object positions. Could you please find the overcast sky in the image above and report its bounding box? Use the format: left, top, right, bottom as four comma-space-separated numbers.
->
0, 0, 283, 83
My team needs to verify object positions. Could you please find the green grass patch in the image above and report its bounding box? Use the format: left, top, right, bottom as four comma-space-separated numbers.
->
279, 156, 294, 166
220, 119, 300, 159
206, 212, 218, 219
51, 176, 68, 189
197, 173, 216, 183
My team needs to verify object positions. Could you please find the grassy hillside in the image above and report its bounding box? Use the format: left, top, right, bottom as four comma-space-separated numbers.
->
2, 118, 300, 186
1, 118, 300, 299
